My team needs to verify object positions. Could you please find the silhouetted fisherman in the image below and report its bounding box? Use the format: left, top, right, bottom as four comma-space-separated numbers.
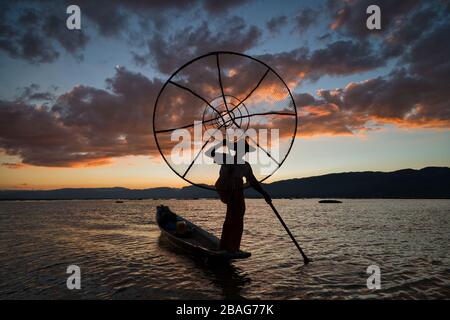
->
206, 137, 271, 252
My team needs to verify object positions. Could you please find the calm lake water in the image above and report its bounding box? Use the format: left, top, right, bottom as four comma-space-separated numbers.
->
0, 199, 449, 299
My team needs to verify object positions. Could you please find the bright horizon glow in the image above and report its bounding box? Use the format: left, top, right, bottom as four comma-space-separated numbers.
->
1, 127, 449, 190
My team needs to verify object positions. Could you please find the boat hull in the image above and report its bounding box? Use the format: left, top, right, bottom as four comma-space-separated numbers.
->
156, 205, 250, 260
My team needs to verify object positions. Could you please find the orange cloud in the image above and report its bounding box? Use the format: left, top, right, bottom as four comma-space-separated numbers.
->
1, 162, 26, 169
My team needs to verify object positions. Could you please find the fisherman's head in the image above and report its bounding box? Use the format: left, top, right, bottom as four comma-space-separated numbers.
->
232, 137, 256, 161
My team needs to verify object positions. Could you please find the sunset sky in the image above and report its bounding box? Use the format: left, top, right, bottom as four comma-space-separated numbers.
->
1, 0, 449, 190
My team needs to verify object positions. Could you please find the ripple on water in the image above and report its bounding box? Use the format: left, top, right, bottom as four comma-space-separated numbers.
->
0, 199, 449, 299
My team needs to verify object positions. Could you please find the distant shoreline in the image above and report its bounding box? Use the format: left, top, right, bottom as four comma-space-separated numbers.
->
1, 167, 449, 200
1, 197, 450, 201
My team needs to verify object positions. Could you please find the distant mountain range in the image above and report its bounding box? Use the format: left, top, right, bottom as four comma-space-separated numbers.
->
1, 167, 449, 200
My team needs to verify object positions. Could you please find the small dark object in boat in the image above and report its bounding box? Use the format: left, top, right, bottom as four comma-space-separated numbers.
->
319, 199, 342, 203
156, 205, 251, 260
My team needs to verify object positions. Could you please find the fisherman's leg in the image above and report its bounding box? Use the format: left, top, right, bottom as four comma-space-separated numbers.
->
220, 204, 234, 251
229, 194, 245, 251
220, 189, 246, 252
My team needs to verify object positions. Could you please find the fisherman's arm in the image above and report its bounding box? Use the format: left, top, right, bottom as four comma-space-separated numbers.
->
246, 169, 272, 203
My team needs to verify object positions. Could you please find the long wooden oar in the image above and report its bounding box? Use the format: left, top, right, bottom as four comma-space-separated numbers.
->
266, 200, 310, 264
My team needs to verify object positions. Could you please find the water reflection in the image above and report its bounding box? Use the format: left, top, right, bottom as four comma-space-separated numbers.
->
157, 235, 251, 299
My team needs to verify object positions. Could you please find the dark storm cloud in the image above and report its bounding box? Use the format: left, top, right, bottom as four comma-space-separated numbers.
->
136, 17, 262, 74
293, 7, 320, 34
266, 15, 288, 34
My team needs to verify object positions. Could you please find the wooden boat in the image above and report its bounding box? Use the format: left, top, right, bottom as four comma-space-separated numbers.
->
318, 199, 342, 203
156, 205, 251, 260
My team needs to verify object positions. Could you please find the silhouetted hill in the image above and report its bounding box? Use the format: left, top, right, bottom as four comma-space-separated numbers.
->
252, 167, 450, 199
0, 167, 449, 200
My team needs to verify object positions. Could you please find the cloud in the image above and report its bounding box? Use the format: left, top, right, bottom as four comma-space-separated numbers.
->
334, 20, 450, 128
315, 72, 450, 130
294, 30, 450, 138
309, 40, 383, 77
0, 29, 60, 64
1, 1, 449, 166
292, 93, 368, 136
0, 60, 298, 167
317, 32, 333, 42
253, 0, 449, 87
42, 13, 89, 61
293, 18, 450, 137
294, 93, 318, 107
0, 67, 163, 167
0, 4, 88, 63
258, 39, 384, 84
16, 84, 57, 103
293, 7, 320, 34
0, 0, 253, 64
380, 4, 441, 59
201, 0, 253, 14
0, 100, 78, 166
266, 15, 288, 34
327, 0, 423, 38
135, 17, 262, 74
2, 46, 450, 168
75, 0, 254, 36
1, 163, 26, 169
